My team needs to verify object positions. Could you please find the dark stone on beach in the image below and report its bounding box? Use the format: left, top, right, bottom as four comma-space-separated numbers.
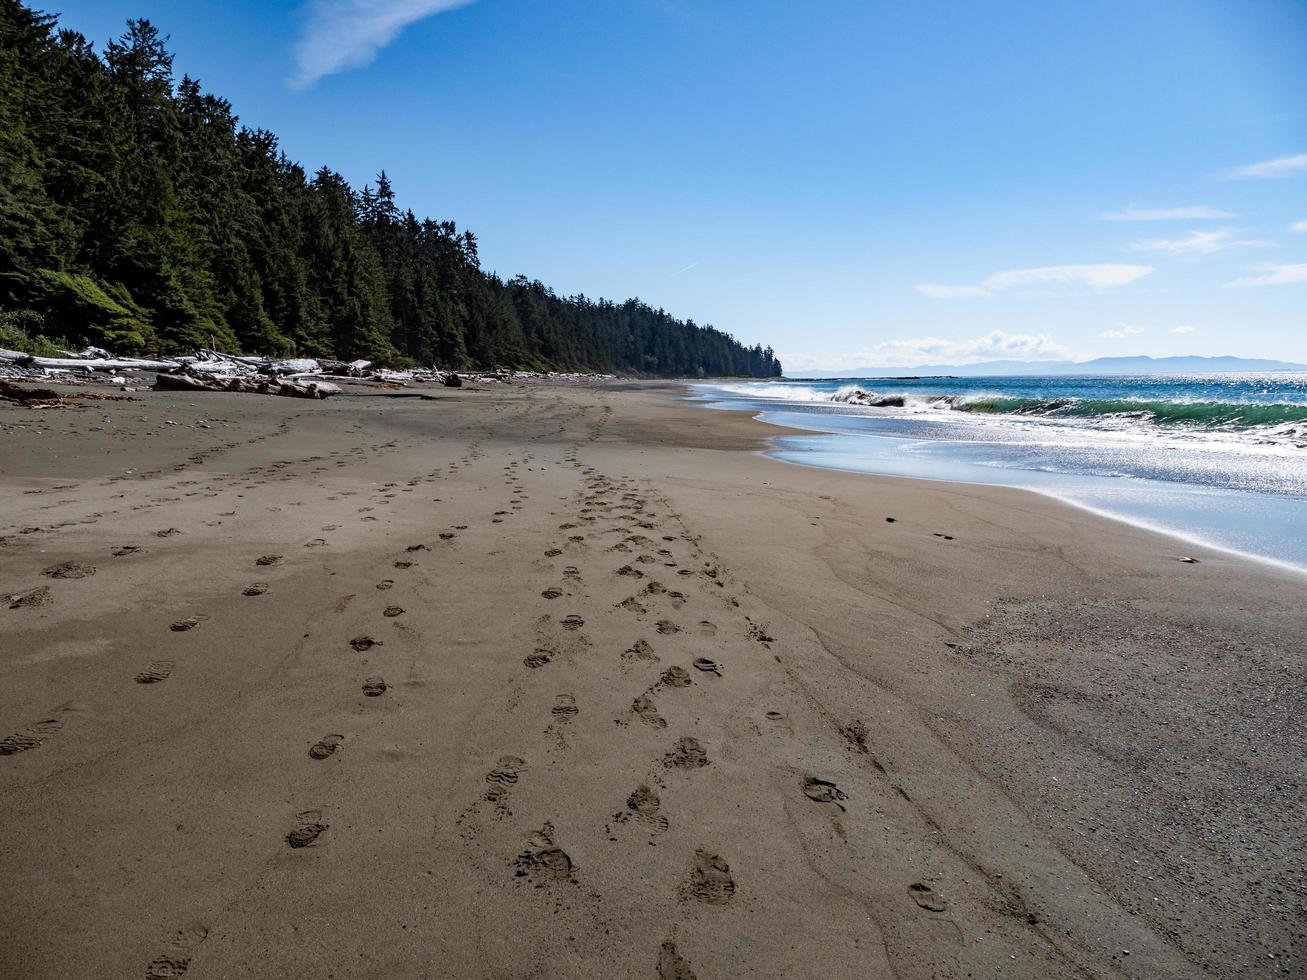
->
443, 373, 462, 387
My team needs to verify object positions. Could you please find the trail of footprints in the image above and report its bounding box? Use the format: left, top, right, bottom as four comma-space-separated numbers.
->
474, 428, 790, 974
4, 393, 893, 978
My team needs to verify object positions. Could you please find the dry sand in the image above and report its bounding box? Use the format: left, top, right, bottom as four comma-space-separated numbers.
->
1, 379, 1302, 979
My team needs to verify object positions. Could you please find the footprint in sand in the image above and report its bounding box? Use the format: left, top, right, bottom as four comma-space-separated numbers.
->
42, 561, 96, 579
683, 850, 735, 904
144, 923, 209, 980
632, 694, 665, 728
170, 614, 209, 632
551, 693, 579, 719
135, 660, 174, 684
656, 620, 680, 635
483, 755, 528, 816
7, 586, 52, 609
383, 606, 404, 618
242, 583, 268, 597
308, 734, 343, 760
112, 544, 144, 557
351, 636, 381, 651
619, 597, 647, 615
361, 676, 387, 697
610, 784, 669, 835
376, 580, 394, 590
908, 881, 947, 912
659, 666, 693, 688
658, 941, 697, 980
664, 736, 708, 769
0, 715, 64, 756
255, 554, 283, 566
802, 776, 848, 810
541, 588, 563, 600
692, 657, 722, 677
622, 639, 658, 664
697, 621, 718, 637
286, 810, 329, 848
560, 615, 584, 630
543, 548, 563, 558
514, 822, 575, 885
524, 650, 553, 669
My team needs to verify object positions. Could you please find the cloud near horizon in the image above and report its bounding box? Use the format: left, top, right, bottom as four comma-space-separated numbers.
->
291, 0, 477, 89
1224, 153, 1307, 179
1098, 324, 1144, 340
781, 330, 1076, 371
1099, 205, 1234, 221
917, 263, 1153, 299
1225, 263, 1307, 288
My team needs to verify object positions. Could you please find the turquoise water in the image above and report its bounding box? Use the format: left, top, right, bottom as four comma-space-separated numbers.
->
694, 375, 1307, 573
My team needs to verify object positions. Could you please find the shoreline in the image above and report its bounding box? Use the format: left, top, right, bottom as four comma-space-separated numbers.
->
750, 414, 1307, 580
2, 379, 1302, 978
688, 382, 1307, 577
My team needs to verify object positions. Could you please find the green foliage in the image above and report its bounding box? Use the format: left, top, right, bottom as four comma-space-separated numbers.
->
29, 268, 154, 351
0, 2, 782, 376
0, 307, 67, 355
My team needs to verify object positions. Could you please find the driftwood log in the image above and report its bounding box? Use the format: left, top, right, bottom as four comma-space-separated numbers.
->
0, 348, 179, 371
154, 373, 341, 399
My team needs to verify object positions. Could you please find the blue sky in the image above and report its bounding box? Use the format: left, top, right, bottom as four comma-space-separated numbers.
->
49, 0, 1307, 370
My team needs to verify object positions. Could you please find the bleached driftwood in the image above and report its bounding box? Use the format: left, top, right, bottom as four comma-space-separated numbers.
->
0, 348, 179, 371
154, 372, 341, 399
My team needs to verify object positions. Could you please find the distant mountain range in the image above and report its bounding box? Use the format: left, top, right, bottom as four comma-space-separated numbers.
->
790, 355, 1307, 379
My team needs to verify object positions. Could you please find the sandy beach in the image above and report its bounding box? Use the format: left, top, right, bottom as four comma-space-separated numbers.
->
1, 379, 1302, 979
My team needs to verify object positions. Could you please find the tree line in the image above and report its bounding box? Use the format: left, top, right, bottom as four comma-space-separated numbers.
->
0, 2, 782, 377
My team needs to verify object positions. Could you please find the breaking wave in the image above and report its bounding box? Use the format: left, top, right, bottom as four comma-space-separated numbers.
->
708, 382, 1307, 442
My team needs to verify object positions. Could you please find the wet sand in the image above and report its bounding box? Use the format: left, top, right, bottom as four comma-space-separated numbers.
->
1, 379, 1302, 978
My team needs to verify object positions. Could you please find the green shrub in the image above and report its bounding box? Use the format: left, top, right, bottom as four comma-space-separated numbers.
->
0, 308, 70, 356
30, 269, 155, 353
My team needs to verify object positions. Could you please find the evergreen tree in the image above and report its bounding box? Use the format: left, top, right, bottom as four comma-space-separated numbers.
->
0, 1, 782, 376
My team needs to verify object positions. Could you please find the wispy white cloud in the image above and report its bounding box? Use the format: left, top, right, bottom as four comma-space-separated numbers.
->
1124, 228, 1274, 255
1292, 220, 1307, 233
291, 0, 477, 89
1224, 153, 1307, 180
1099, 205, 1234, 221
1171, 325, 1197, 335
782, 330, 1076, 371
1226, 263, 1307, 287
918, 263, 1153, 299
1098, 324, 1144, 340
670, 261, 700, 277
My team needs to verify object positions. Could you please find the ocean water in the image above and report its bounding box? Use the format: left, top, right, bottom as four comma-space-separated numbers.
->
693, 375, 1307, 573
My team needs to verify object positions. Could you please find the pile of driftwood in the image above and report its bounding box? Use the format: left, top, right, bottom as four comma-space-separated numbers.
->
1, 344, 615, 403
155, 372, 342, 399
